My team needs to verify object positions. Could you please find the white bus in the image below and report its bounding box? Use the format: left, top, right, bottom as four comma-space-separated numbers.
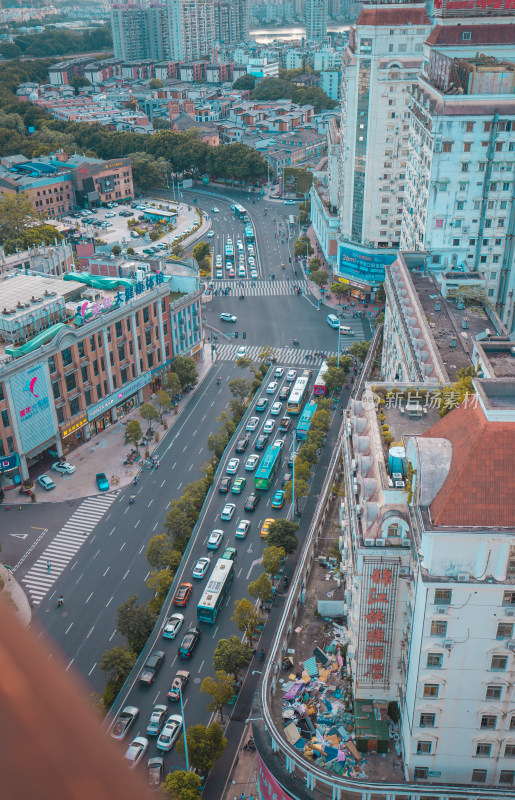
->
197, 558, 234, 623
286, 370, 311, 414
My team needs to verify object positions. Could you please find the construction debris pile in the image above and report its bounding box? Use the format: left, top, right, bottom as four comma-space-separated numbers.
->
278, 644, 369, 779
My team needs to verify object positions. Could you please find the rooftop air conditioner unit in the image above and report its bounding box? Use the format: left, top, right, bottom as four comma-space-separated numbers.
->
457, 572, 469, 582
444, 639, 454, 650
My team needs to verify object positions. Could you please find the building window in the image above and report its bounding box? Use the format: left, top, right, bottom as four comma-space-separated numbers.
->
427, 653, 443, 668
490, 182, 497, 191
434, 589, 452, 604
457, 201, 465, 210
443, 142, 452, 153
435, 219, 444, 228
81, 365, 89, 383
84, 389, 91, 406
430, 620, 448, 637
414, 767, 428, 780
480, 715, 497, 730
491, 655, 508, 671
485, 685, 503, 700
476, 742, 492, 757
417, 741, 432, 754
423, 684, 439, 698
69, 397, 80, 416
115, 321, 122, 337
464, 142, 472, 152
453, 238, 461, 246
471, 769, 487, 783
420, 714, 436, 728
461, 162, 470, 172
503, 591, 515, 606
62, 348, 73, 367
1, 410, 8, 428
65, 372, 76, 392
498, 218, 505, 227
462, 30, 471, 40
52, 380, 60, 400
56, 406, 64, 424
466, 122, 474, 132
506, 745, 515, 757
499, 771, 515, 785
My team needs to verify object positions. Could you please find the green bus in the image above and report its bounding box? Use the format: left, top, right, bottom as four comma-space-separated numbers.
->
197, 558, 234, 623
254, 445, 281, 490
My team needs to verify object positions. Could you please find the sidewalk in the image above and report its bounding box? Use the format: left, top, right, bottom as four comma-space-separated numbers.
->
11, 349, 215, 505
0, 564, 31, 627
222, 729, 258, 800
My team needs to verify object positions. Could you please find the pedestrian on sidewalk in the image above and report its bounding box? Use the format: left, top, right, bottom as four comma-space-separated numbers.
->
240, 793, 246, 800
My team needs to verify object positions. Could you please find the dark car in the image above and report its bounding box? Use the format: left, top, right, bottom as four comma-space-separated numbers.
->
244, 492, 260, 511
254, 434, 268, 451
219, 476, 233, 493
148, 757, 164, 789
281, 471, 292, 487
173, 582, 193, 607
235, 436, 250, 453
139, 650, 165, 685
178, 627, 201, 659
279, 386, 290, 401
279, 416, 291, 432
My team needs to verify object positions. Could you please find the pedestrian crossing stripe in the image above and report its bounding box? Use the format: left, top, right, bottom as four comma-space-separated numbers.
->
208, 279, 309, 297
20, 491, 118, 605
213, 345, 340, 364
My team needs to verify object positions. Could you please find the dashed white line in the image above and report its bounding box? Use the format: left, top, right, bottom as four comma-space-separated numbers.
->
188, 464, 193, 471
109, 527, 115, 536
109, 629, 117, 641
134, 519, 140, 528
153, 522, 159, 531
86, 592, 93, 603
213, 625, 219, 638
237, 567, 242, 577
66, 658, 74, 672
103, 566, 110, 577
160, 480, 166, 488
65, 622, 74, 634
120, 542, 126, 551
199, 660, 205, 672
93, 548, 100, 559
106, 596, 113, 607
88, 662, 97, 676
148, 499, 153, 507
86, 626, 94, 639
139, 544, 145, 554
144, 571, 150, 581
123, 569, 129, 580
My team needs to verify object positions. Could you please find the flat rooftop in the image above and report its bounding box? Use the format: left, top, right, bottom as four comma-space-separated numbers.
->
411, 271, 490, 377
0, 273, 83, 321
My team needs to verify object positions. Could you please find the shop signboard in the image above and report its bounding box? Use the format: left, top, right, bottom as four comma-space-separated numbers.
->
337, 243, 396, 286
435, 0, 515, 15
10, 364, 56, 453
0, 453, 19, 472
356, 558, 400, 684
87, 371, 151, 421
257, 754, 296, 800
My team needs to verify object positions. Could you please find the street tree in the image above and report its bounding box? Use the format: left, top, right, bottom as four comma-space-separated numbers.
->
283, 478, 310, 514
324, 367, 347, 394
315, 396, 332, 411
161, 770, 202, 800
267, 519, 299, 554
125, 419, 142, 448
139, 402, 159, 426
248, 572, 274, 603
310, 269, 329, 287
99, 644, 137, 684
297, 442, 319, 466
115, 595, 155, 653
375, 283, 386, 302
349, 340, 370, 363
330, 281, 351, 298
231, 598, 263, 643
146, 568, 175, 615
162, 370, 182, 397
128, 151, 167, 190
200, 671, 235, 722
213, 635, 253, 678
236, 356, 253, 369
171, 241, 185, 259
126, 247, 135, 255
293, 235, 313, 258
326, 355, 353, 375
0, 191, 38, 244
111, 244, 121, 255
207, 430, 230, 460
146, 533, 182, 569
164, 499, 195, 550
176, 722, 227, 774
193, 241, 211, 265
233, 73, 256, 90
262, 545, 286, 577
228, 376, 252, 402
156, 389, 172, 420
170, 356, 198, 387
305, 429, 325, 450
293, 458, 312, 483
311, 409, 330, 433
309, 257, 322, 271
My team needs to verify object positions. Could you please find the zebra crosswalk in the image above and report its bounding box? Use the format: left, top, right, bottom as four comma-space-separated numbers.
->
210, 279, 309, 297
19, 491, 119, 605
213, 344, 338, 364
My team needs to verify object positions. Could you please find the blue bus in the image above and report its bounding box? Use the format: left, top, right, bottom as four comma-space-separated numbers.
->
296, 402, 317, 440
231, 203, 247, 219
254, 445, 281, 490
245, 225, 255, 242
197, 558, 234, 622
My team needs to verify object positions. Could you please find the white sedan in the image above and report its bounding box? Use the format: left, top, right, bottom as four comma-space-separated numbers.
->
226, 458, 240, 474
162, 612, 184, 640
263, 419, 275, 434
246, 416, 259, 431
208, 528, 225, 547
235, 519, 251, 539
274, 367, 284, 378
156, 715, 183, 752
192, 556, 211, 579
124, 736, 148, 768
286, 369, 297, 382
266, 381, 278, 394
271, 402, 282, 416
51, 461, 76, 475
236, 346, 247, 359
244, 454, 260, 471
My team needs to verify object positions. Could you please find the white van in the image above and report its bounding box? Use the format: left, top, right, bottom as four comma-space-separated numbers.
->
340, 325, 353, 334
327, 314, 340, 329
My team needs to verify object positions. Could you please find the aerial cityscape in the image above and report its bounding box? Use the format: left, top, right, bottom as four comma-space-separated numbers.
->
0, 0, 514, 798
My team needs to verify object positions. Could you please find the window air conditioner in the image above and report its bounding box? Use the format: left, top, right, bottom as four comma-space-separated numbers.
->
507, 641, 515, 652
443, 639, 454, 650
457, 572, 469, 582
505, 610, 515, 617
364, 538, 375, 546
436, 608, 447, 615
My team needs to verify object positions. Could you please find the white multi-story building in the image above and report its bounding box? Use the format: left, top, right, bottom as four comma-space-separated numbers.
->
285, 48, 303, 71
342, 253, 515, 787
246, 57, 279, 79
310, 115, 340, 268
305, 0, 328, 43
166, 0, 215, 60
401, 33, 515, 331
313, 45, 342, 71
321, 69, 340, 101
110, 2, 148, 60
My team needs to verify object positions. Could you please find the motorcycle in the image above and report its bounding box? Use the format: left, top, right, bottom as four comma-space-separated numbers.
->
243, 738, 256, 751
129, 495, 135, 505
19, 486, 32, 496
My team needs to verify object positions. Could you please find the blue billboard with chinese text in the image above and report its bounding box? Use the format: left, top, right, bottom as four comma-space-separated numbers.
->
337, 243, 397, 285
10, 364, 56, 453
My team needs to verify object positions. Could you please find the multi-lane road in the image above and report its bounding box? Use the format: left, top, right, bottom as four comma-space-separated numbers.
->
5, 187, 369, 792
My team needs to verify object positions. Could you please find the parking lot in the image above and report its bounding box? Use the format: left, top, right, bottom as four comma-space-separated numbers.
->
52, 199, 202, 252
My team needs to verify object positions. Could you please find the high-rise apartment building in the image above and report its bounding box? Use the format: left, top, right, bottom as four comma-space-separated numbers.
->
401, 19, 515, 332
110, 1, 148, 60
214, 0, 249, 45
165, 0, 215, 60
305, 0, 328, 42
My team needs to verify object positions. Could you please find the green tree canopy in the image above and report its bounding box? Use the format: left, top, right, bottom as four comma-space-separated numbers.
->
162, 370, 182, 397
192, 240, 211, 263
176, 722, 227, 773
233, 73, 256, 91
139, 402, 159, 425
146, 533, 182, 569
115, 595, 155, 653
349, 340, 370, 362
156, 389, 172, 419
213, 634, 253, 677
293, 235, 313, 258
267, 519, 299, 554
310, 269, 329, 287
162, 770, 202, 800
330, 281, 351, 298
200, 671, 235, 722
170, 356, 198, 387
125, 419, 142, 447
99, 644, 137, 684
228, 376, 252, 401
248, 572, 274, 603
149, 78, 164, 89
262, 545, 286, 577
0, 191, 38, 244
128, 151, 167, 190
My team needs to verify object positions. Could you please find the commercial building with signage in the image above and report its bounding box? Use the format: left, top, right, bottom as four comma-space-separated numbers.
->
0, 268, 202, 483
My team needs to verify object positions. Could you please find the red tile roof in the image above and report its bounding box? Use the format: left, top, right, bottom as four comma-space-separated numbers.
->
426, 23, 515, 46
421, 401, 515, 527
356, 6, 430, 25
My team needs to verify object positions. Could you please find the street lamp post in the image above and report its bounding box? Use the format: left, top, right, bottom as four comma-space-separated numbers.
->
179, 686, 189, 771
290, 432, 296, 521
337, 322, 341, 369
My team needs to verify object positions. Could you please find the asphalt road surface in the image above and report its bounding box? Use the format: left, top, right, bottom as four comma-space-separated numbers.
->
5, 189, 367, 791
